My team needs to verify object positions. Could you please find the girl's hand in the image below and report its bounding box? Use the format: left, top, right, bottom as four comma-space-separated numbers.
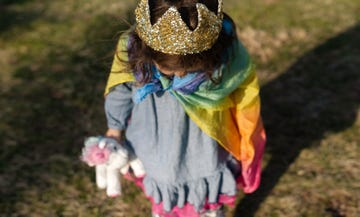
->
105, 128, 123, 143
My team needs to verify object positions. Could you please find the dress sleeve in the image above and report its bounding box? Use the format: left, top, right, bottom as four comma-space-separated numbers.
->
104, 29, 136, 130
104, 83, 134, 130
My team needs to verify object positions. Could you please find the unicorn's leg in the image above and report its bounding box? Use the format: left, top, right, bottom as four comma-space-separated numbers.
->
95, 164, 107, 189
129, 158, 146, 177
106, 167, 121, 197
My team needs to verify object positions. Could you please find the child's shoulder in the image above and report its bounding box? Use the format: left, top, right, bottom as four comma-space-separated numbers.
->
115, 28, 133, 51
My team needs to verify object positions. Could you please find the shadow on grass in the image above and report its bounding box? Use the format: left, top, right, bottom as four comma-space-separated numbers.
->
0, 9, 134, 215
0, 0, 30, 5
234, 24, 360, 217
0, 0, 40, 33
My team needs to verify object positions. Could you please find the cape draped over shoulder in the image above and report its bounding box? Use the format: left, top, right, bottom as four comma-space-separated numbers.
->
104, 33, 266, 193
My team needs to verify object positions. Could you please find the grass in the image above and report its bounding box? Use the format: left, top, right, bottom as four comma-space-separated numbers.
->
0, 0, 359, 216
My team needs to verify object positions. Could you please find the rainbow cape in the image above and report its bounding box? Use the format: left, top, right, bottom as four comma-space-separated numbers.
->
105, 33, 266, 193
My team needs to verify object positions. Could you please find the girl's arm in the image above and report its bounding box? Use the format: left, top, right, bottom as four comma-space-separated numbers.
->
104, 83, 134, 142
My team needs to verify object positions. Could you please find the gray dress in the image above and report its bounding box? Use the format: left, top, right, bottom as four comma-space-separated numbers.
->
105, 83, 238, 212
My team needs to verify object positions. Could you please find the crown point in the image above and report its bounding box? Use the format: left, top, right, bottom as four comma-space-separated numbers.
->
135, 0, 224, 55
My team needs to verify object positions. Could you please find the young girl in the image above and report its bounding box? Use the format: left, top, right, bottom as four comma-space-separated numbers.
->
103, 0, 266, 216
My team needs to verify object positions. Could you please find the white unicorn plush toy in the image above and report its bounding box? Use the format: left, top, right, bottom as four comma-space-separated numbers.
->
81, 136, 145, 197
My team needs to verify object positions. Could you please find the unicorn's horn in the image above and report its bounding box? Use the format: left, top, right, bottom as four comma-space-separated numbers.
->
98, 139, 107, 149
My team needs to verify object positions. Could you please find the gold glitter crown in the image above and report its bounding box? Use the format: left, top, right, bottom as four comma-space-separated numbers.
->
135, 0, 223, 55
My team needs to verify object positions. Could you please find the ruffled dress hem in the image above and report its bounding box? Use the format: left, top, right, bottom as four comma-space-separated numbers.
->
124, 165, 241, 217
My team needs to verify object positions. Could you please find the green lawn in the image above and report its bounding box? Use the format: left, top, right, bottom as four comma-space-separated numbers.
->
0, 0, 359, 216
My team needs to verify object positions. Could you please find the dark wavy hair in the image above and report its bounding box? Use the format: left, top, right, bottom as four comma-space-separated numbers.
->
118, 0, 236, 84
